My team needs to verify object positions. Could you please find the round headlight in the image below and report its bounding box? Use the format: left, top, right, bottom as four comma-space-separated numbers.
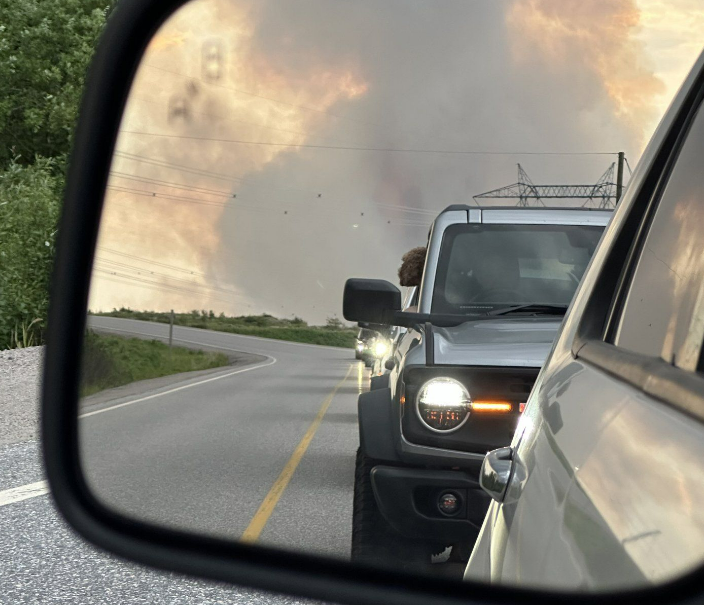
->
373, 340, 389, 357
416, 377, 471, 432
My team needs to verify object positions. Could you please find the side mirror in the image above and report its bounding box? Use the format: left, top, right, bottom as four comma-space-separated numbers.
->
479, 447, 513, 502
343, 279, 402, 324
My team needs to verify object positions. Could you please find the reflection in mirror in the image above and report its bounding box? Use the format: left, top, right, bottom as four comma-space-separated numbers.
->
80, 0, 704, 590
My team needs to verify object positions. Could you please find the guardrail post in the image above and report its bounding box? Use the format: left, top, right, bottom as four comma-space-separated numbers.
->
169, 310, 174, 361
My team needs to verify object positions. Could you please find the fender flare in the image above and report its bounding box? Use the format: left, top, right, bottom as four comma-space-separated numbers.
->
357, 387, 400, 463
369, 373, 390, 391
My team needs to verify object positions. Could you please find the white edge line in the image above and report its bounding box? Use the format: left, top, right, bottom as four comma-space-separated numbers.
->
0, 332, 276, 507
5, 323, 344, 507
0, 481, 49, 507
79, 355, 276, 419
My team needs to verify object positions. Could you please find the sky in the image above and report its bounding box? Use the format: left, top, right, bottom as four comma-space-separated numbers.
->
88, 0, 704, 323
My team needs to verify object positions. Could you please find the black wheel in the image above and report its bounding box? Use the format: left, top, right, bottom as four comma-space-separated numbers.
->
351, 448, 436, 571
355, 350, 362, 360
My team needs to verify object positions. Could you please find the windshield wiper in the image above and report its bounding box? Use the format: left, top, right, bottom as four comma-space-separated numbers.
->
488, 303, 569, 317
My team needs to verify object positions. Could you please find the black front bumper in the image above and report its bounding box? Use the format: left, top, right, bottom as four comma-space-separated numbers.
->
370, 466, 491, 543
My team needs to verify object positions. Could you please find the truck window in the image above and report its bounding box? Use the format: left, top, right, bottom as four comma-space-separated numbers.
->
431, 223, 604, 314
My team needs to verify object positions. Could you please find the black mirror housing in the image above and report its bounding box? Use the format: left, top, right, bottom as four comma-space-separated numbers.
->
42, 0, 704, 602
343, 279, 402, 324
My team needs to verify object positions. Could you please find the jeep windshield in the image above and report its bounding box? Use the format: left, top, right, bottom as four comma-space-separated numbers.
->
431, 223, 604, 315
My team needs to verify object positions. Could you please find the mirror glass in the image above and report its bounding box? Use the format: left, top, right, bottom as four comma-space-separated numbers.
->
80, 0, 704, 591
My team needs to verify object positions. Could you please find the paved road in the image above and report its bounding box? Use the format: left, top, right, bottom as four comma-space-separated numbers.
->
0, 318, 367, 603
82, 316, 363, 556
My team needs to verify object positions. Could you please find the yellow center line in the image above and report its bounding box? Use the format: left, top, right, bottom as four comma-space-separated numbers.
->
240, 363, 354, 543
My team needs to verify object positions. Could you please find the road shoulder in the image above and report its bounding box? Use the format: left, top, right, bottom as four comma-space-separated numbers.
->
80, 343, 267, 413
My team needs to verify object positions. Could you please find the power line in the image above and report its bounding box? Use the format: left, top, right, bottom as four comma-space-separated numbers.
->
110, 170, 437, 217
116, 149, 612, 219
94, 269, 238, 305
113, 150, 321, 198
94, 258, 246, 298
96, 274, 239, 308
108, 185, 229, 207
95, 268, 226, 302
107, 184, 439, 224
119, 130, 617, 156
107, 186, 319, 216
113, 148, 617, 217
114, 151, 249, 183
106, 196, 430, 231
110, 171, 233, 196
376, 203, 436, 215
98, 247, 211, 278
94, 263, 227, 294
111, 165, 437, 213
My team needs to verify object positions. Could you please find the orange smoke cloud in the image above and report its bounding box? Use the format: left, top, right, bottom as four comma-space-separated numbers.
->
147, 31, 191, 51
507, 0, 665, 150
90, 0, 367, 314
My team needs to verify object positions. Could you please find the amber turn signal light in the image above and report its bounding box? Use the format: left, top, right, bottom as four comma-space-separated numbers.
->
471, 401, 512, 413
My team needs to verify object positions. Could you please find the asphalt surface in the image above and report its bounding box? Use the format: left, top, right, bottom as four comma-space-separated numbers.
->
0, 346, 43, 447
0, 317, 367, 604
0, 442, 317, 605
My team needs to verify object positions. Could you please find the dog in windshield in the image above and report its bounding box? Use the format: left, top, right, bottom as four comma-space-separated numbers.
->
398, 246, 426, 288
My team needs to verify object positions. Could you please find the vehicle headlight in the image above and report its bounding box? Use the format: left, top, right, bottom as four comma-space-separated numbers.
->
416, 377, 471, 432
356, 342, 364, 352
373, 340, 389, 357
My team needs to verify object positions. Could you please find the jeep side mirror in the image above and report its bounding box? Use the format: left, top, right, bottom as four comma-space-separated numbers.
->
343, 279, 402, 324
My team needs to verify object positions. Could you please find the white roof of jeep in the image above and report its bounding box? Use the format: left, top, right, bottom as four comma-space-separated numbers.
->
437, 205, 613, 226
416, 205, 613, 313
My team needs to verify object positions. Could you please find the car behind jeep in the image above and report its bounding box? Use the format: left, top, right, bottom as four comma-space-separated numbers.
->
343, 205, 611, 571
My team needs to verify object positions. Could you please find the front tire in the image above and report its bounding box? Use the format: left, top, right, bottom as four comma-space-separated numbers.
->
351, 448, 432, 570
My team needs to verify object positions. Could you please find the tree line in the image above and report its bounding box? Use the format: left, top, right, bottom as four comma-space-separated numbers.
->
0, 0, 112, 349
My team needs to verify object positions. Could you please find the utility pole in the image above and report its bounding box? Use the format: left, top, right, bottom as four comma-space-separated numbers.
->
616, 151, 625, 203
168, 309, 175, 367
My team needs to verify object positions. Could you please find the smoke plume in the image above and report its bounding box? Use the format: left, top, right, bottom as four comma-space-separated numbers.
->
89, 0, 693, 323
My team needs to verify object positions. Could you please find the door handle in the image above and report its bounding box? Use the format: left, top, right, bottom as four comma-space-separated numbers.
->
480, 447, 513, 502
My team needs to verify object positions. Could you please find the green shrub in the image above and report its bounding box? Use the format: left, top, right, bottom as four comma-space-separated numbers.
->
0, 0, 112, 170
80, 331, 230, 396
0, 0, 111, 349
96, 310, 357, 348
0, 159, 62, 349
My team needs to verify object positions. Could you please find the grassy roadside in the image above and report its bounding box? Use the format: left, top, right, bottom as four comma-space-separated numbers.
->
96, 309, 357, 349
80, 332, 230, 397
